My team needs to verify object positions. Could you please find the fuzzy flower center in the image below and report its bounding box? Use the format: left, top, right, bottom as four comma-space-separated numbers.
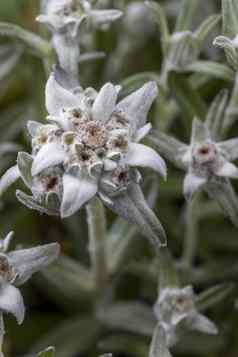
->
0, 255, 16, 283
193, 142, 217, 165
57, 105, 130, 173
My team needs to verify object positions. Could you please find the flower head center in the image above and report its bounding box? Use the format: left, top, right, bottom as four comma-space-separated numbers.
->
46, 176, 59, 191
193, 142, 217, 165
0, 255, 16, 282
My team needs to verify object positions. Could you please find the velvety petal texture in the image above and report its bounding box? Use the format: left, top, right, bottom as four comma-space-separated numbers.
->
0, 282, 25, 324
126, 143, 167, 179
8, 243, 60, 286
61, 173, 98, 218
0, 166, 20, 197
92, 83, 118, 122
117, 82, 158, 133
90, 9, 123, 26
45, 73, 78, 115
215, 160, 238, 178
31, 142, 66, 176
191, 118, 211, 145
183, 173, 206, 200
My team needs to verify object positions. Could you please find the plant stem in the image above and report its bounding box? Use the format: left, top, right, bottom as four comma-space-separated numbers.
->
0, 315, 4, 357
181, 193, 200, 268
86, 197, 107, 291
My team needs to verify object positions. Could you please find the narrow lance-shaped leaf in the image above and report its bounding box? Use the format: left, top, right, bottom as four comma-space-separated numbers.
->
37, 347, 55, 357
175, 0, 198, 32
101, 184, 167, 252
31, 317, 100, 357
222, 0, 238, 37
223, 73, 238, 131
168, 72, 207, 132
195, 283, 236, 312
0, 22, 52, 57
205, 178, 238, 229
0, 44, 23, 80
185, 61, 234, 82
195, 14, 221, 45
119, 72, 161, 99
16, 190, 59, 216
98, 302, 156, 336
145, 1, 170, 55
206, 90, 229, 141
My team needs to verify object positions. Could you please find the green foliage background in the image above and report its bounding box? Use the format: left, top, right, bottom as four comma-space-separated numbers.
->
0, 0, 238, 356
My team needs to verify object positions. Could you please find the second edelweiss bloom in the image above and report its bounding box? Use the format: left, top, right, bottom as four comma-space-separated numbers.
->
0, 232, 59, 325
38, 0, 123, 35
15, 71, 166, 219
37, 0, 123, 75
181, 118, 238, 200
149, 90, 238, 228
154, 286, 218, 347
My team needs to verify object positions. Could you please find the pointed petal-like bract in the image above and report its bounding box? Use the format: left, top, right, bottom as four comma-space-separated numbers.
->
17, 152, 33, 189
149, 130, 189, 170
45, 73, 78, 116
126, 143, 167, 179
134, 123, 152, 142
61, 173, 98, 218
2, 231, 14, 253
0, 282, 25, 324
27, 121, 42, 137
8, 243, 60, 286
31, 142, 65, 176
218, 138, 238, 161
90, 9, 123, 26
0, 166, 20, 196
36, 14, 63, 32
187, 313, 218, 335
183, 172, 206, 200
16, 190, 59, 216
117, 82, 158, 133
216, 160, 238, 179
191, 118, 211, 145
101, 184, 167, 250
92, 83, 118, 122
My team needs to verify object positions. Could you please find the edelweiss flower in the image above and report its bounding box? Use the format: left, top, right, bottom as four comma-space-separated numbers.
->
0, 232, 59, 324
28, 72, 166, 218
38, 0, 123, 34
154, 286, 218, 346
181, 118, 238, 200
149, 90, 238, 227
37, 0, 123, 74
0, 70, 167, 247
